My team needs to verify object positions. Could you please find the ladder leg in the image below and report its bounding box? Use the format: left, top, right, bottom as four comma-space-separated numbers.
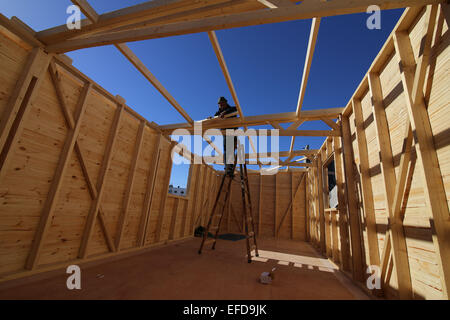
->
212, 177, 233, 250
198, 171, 227, 254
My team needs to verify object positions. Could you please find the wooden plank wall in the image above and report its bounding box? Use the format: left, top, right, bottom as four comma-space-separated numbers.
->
306, 5, 449, 300
221, 171, 307, 241
0, 26, 219, 282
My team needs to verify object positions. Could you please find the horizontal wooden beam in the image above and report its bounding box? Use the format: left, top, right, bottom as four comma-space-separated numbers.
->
38, 0, 215, 44
167, 129, 338, 137
161, 107, 343, 131
45, 0, 439, 53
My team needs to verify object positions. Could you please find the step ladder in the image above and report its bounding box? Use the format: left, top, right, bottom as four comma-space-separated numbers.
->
198, 141, 259, 263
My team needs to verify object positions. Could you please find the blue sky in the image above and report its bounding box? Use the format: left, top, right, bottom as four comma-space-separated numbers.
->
1, 1, 403, 187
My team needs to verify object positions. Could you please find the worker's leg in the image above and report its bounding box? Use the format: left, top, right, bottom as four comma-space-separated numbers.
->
224, 134, 236, 176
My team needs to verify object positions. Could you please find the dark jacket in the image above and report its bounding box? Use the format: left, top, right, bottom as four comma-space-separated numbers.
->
215, 105, 237, 118
215, 104, 238, 130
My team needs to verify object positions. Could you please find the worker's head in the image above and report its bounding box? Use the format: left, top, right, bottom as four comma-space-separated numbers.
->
218, 96, 228, 109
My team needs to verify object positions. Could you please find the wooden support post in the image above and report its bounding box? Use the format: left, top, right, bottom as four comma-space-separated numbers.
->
393, 5, 450, 298
25, 82, 92, 269
333, 134, 350, 270
315, 157, 326, 253
155, 149, 174, 243
78, 104, 123, 259
352, 98, 381, 268
341, 116, 365, 282
368, 72, 412, 298
168, 198, 179, 240
138, 134, 162, 246
180, 165, 193, 237
331, 210, 340, 263
190, 164, 204, 234
115, 121, 145, 251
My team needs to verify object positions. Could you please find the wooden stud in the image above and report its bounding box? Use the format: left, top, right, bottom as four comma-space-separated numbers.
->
115, 121, 146, 251
315, 157, 326, 253
352, 98, 381, 268
138, 135, 162, 246
168, 198, 180, 240
341, 116, 365, 281
154, 148, 174, 243
188, 164, 202, 234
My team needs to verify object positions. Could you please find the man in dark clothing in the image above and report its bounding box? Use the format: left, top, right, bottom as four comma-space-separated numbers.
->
213, 97, 238, 176
304, 145, 311, 164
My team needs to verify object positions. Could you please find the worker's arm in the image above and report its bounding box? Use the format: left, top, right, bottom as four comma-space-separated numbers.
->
207, 110, 238, 120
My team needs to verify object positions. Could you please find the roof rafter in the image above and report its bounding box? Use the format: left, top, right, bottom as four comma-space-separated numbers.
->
289, 17, 320, 163
207, 30, 260, 167
70, 0, 193, 125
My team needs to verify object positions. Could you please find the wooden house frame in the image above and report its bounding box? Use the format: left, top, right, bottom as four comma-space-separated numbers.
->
0, 0, 448, 300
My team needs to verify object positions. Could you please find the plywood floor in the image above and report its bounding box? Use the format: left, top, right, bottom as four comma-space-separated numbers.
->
0, 238, 370, 300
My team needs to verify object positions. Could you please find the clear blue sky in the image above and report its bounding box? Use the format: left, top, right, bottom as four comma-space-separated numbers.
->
1, 1, 403, 187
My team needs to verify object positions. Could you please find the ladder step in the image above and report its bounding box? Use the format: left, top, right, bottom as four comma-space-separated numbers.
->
204, 238, 216, 246
250, 245, 256, 251
209, 227, 219, 232
214, 214, 222, 218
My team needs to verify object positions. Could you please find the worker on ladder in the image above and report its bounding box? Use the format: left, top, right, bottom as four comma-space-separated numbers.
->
212, 96, 238, 177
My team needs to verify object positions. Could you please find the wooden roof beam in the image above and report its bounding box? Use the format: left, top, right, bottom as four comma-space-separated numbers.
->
160, 107, 343, 131
38, 0, 210, 44
289, 17, 320, 160
207, 30, 260, 167
45, 0, 439, 53
70, 0, 193, 124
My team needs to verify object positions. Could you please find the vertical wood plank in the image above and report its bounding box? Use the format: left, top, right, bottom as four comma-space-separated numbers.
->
154, 148, 174, 243
341, 115, 365, 282
352, 98, 381, 268
138, 134, 161, 246
169, 198, 179, 240
115, 120, 145, 251
316, 157, 326, 253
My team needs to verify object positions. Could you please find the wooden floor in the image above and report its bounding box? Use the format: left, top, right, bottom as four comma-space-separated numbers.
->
0, 237, 370, 300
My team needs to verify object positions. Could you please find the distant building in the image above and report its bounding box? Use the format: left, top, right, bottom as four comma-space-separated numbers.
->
168, 185, 187, 196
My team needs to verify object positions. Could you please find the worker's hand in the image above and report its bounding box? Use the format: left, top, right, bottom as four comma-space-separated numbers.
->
220, 113, 225, 119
